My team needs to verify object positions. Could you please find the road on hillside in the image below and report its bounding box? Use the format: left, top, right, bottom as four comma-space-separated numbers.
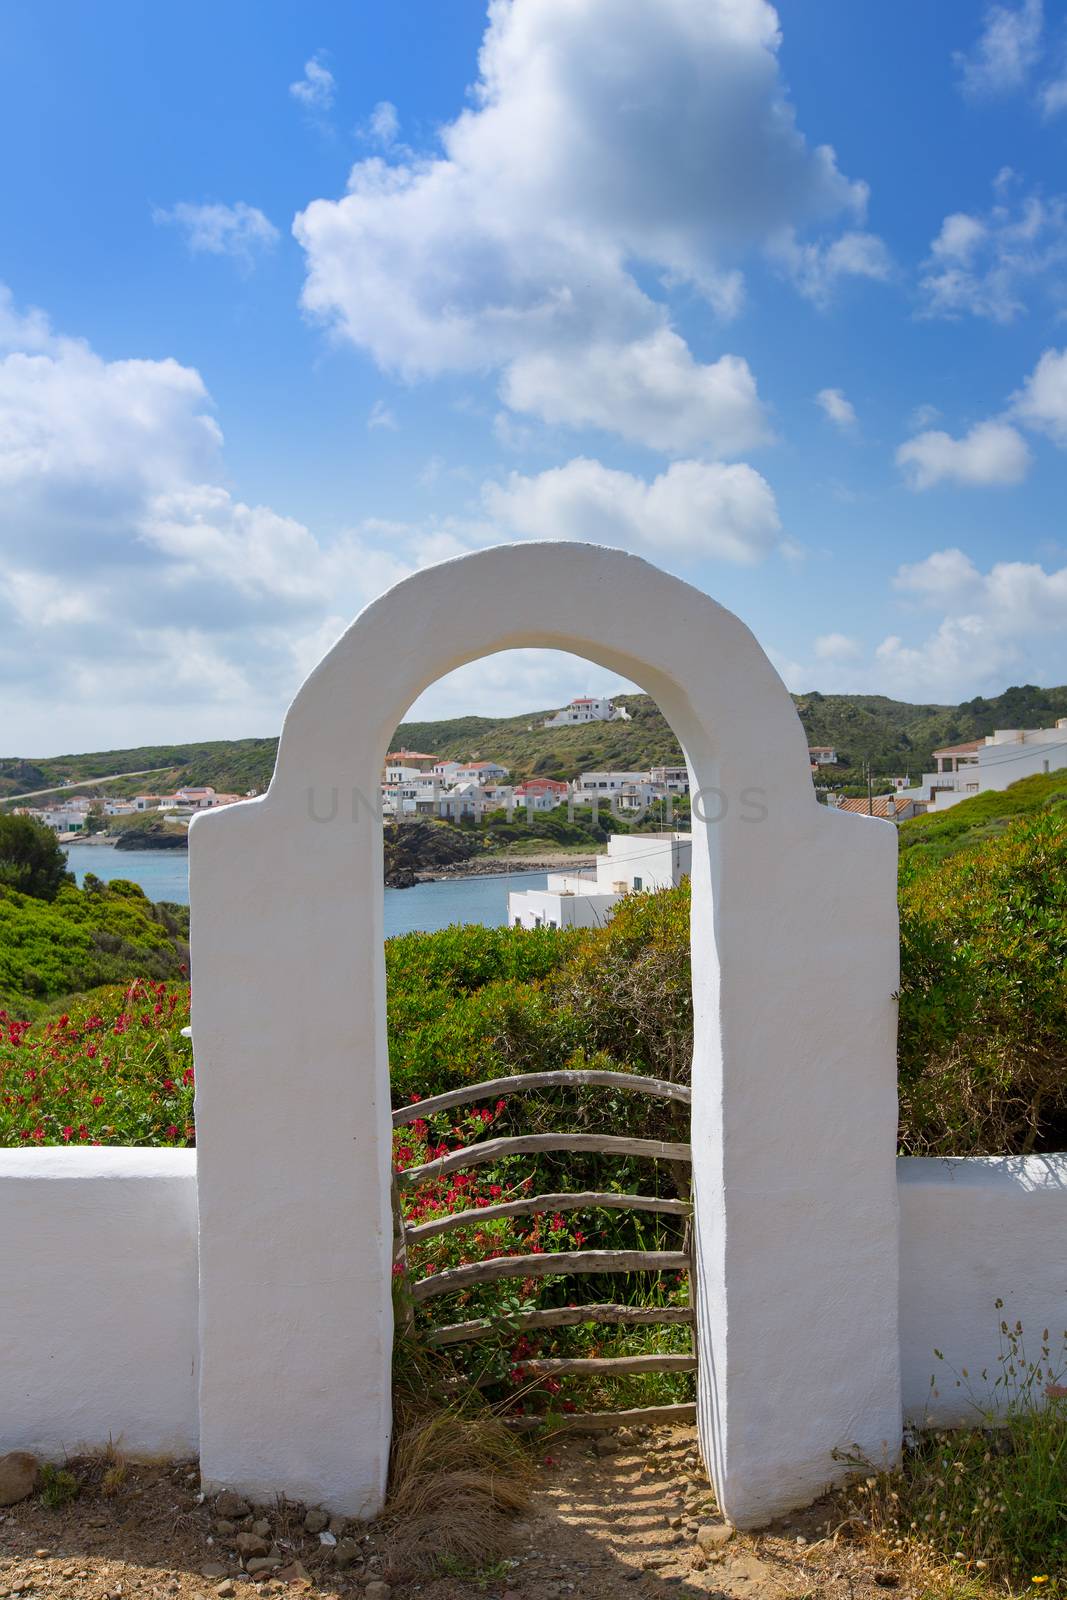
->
0, 766, 174, 803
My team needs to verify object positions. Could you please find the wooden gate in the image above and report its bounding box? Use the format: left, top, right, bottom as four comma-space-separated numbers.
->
392, 1068, 695, 1431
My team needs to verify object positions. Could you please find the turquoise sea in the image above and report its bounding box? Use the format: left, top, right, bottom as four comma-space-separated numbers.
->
62, 843, 548, 937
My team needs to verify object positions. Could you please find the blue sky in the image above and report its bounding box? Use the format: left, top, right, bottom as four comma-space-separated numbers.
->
3, 0, 1067, 754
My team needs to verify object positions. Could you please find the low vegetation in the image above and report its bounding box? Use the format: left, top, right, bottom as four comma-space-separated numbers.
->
898, 809, 1067, 1154
899, 766, 1067, 864
0, 877, 188, 1017
841, 1317, 1067, 1596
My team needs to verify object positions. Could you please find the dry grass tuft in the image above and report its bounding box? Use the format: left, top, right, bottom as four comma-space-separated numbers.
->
381, 1343, 534, 1576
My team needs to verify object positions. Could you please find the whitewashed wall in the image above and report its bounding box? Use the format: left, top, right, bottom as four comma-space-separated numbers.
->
2, 1149, 1066, 1488
899, 1155, 1067, 1423
0, 1148, 198, 1459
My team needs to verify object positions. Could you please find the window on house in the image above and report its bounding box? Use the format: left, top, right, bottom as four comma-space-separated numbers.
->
633, 876, 643, 890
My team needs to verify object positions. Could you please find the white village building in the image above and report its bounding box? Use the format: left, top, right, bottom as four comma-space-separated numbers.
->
543, 696, 631, 728
572, 770, 648, 803
507, 831, 692, 930
903, 719, 1067, 812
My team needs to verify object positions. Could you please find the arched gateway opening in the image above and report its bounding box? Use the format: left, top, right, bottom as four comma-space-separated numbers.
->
189, 543, 902, 1528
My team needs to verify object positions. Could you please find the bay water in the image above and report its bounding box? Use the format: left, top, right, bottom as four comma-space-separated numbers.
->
62, 843, 548, 936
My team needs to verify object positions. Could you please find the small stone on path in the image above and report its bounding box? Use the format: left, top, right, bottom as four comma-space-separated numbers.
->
332, 1539, 361, 1570
0, 1453, 39, 1508
234, 1532, 270, 1560
696, 1522, 735, 1551
214, 1492, 251, 1520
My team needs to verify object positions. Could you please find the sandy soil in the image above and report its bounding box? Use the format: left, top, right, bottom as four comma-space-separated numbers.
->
0, 1427, 933, 1600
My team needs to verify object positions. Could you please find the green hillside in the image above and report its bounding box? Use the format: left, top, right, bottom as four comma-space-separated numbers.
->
5, 682, 1067, 801
898, 766, 1067, 865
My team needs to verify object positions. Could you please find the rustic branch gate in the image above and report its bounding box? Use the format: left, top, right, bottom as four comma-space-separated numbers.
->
392, 1067, 697, 1430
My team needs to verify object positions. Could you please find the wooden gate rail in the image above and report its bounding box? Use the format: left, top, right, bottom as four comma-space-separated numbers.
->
520, 1353, 697, 1377
412, 1248, 689, 1302
426, 1302, 694, 1347
392, 1068, 691, 1126
396, 1133, 691, 1188
406, 1189, 692, 1241
505, 1402, 698, 1433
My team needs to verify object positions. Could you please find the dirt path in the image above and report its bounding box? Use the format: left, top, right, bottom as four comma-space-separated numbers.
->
0, 1429, 925, 1600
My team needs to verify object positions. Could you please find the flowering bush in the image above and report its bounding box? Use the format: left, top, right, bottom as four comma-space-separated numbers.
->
0, 980, 194, 1147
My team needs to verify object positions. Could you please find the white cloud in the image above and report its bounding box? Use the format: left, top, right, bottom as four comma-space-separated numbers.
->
815, 387, 857, 431
0, 282, 792, 749
501, 332, 771, 457
294, 0, 881, 451
908, 402, 941, 431
483, 457, 782, 564
954, 0, 1043, 97
152, 201, 279, 267
813, 632, 860, 660
367, 399, 398, 431
0, 283, 419, 748
896, 420, 1032, 489
877, 546, 1067, 698
362, 100, 400, 148
893, 547, 984, 601
0, 284, 54, 352
1041, 69, 1067, 116
1010, 345, 1067, 444
919, 172, 1067, 322
290, 53, 335, 114
769, 229, 892, 305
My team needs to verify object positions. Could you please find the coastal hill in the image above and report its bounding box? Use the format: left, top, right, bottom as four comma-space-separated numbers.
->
4, 682, 1067, 800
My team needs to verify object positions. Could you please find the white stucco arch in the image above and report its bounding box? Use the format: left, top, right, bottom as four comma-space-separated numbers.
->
190, 542, 902, 1526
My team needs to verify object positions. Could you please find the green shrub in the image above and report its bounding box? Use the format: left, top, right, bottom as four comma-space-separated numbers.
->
897, 810, 1067, 1154
0, 813, 73, 900
0, 878, 188, 1016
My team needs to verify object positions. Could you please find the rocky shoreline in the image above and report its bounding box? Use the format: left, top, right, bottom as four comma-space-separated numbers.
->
412, 850, 599, 883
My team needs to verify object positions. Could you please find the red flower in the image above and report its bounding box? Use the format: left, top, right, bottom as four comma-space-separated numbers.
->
91, 1095, 104, 1108
61, 1126, 73, 1142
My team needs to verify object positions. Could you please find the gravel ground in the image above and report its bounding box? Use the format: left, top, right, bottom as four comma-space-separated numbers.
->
0, 1428, 936, 1600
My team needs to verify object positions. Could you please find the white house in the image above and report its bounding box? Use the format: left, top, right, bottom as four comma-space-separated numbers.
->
513, 778, 570, 811
809, 746, 838, 766
903, 719, 1067, 812
454, 760, 509, 783
36, 801, 92, 833
572, 770, 647, 804
383, 762, 427, 786
508, 831, 692, 930
649, 765, 690, 794
543, 696, 631, 728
